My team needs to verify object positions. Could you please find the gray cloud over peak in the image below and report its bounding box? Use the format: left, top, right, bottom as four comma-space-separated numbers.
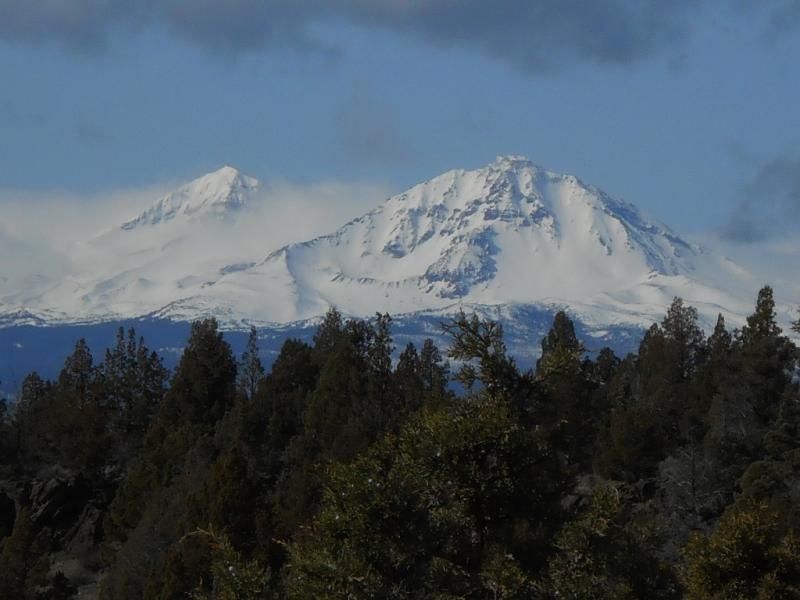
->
722, 155, 800, 244
0, 0, 781, 72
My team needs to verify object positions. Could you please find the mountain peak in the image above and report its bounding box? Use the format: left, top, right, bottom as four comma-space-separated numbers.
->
121, 166, 260, 230
490, 154, 536, 169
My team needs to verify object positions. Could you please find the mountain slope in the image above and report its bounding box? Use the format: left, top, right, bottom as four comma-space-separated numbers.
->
0, 157, 780, 334
187, 156, 754, 328
0, 166, 263, 322
120, 165, 258, 230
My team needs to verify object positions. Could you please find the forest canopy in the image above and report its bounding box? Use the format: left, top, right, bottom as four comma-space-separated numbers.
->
0, 285, 799, 599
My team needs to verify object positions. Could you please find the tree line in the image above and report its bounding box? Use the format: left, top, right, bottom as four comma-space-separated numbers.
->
0, 285, 798, 598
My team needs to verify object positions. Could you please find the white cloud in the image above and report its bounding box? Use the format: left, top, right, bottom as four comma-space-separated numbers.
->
692, 232, 800, 324
0, 175, 392, 301
0, 183, 174, 249
248, 179, 391, 253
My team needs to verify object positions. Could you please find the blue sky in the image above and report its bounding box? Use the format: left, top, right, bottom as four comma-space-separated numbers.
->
1, 1, 800, 241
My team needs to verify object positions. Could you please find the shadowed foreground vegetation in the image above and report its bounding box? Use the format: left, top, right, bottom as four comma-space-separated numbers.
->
0, 285, 799, 598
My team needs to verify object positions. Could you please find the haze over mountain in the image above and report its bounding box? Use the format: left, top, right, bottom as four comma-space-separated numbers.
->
1, 156, 792, 340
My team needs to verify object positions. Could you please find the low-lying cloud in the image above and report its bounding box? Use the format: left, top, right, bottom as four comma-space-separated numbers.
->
0, 175, 390, 285
2, 1, 793, 73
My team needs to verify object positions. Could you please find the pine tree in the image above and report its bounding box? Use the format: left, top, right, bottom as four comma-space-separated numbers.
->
58, 338, 96, 408
162, 318, 238, 425
545, 485, 679, 599
661, 297, 705, 381
740, 286, 794, 425
592, 347, 621, 385
104, 319, 237, 547
536, 311, 596, 469
536, 310, 584, 378
682, 500, 800, 599
743, 286, 782, 340
418, 338, 450, 406
393, 342, 424, 415
312, 307, 344, 362
99, 328, 168, 456
442, 311, 521, 398
284, 396, 569, 599
237, 326, 265, 402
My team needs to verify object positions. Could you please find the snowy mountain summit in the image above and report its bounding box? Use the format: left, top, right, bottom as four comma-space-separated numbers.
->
194, 155, 737, 326
302, 154, 699, 301
121, 166, 259, 230
0, 157, 762, 333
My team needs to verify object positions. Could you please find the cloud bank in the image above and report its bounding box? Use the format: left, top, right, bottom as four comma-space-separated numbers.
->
2, 0, 786, 73
0, 176, 390, 287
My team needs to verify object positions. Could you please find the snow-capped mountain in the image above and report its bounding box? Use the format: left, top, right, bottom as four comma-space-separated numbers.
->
175, 156, 756, 329
0, 157, 785, 337
120, 166, 258, 230
0, 166, 264, 321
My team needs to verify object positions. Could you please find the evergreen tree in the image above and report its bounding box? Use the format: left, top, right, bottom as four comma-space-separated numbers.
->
691, 314, 732, 424
598, 299, 707, 482
661, 297, 705, 381
592, 347, 622, 386
271, 315, 398, 550
393, 342, 424, 416
164, 318, 238, 425
442, 311, 521, 398
9, 285, 799, 599
104, 319, 237, 547
596, 326, 672, 481
0, 508, 45, 599
739, 285, 793, 425
237, 326, 264, 402
99, 328, 168, 457
739, 388, 800, 522
285, 396, 569, 598
188, 528, 271, 599
536, 311, 596, 469
311, 307, 344, 362
58, 338, 96, 408
13, 372, 52, 465
545, 485, 679, 599
418, 338, 450, 407
682, 500, 800, 599
536, 310, 584, 378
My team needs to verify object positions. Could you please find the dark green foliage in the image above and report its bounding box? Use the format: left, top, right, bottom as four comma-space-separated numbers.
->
237, 326, 265, 401
189, 528, 272, 599
537, 309, 584, 377
682, 500, 800, 599
738, 286, 795, 425
592, 346, 622, 385
392, 339, 451, 418
285, 396, 569, 598
161, 318, 238, 426
0, 395, 14, 464
442, 310, 522, 397
14, 341, 110, 471
271, 313, 403, 545
544, 485, 679, 599
101, 319, 238, 596
596, 299, 709, 482
100, 327, 169, 455
2, 287, 799, 598
535, 311, 600, 470
0, 508, 45, 599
